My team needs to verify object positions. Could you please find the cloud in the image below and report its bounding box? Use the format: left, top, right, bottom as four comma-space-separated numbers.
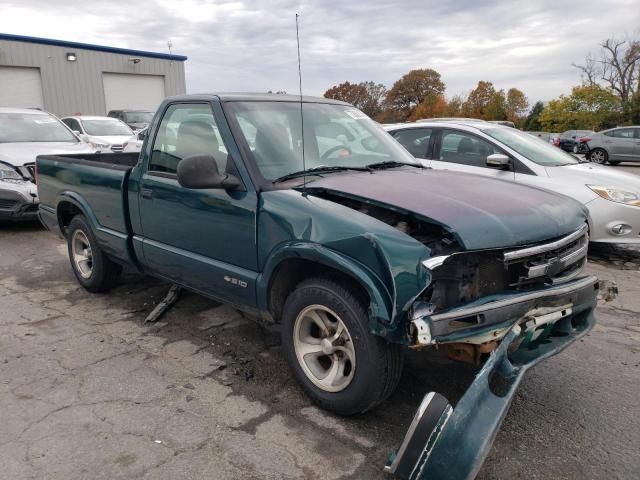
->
1, 0, 639, 103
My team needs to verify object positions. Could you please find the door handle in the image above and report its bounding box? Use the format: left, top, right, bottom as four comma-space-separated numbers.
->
141, 188, 153, 199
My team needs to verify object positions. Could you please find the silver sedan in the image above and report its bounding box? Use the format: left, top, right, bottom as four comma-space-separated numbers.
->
385, 120, 640, 245
586, 126, 640, 165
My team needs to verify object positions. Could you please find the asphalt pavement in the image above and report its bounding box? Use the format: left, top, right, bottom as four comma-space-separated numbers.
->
1, 165, 639, 479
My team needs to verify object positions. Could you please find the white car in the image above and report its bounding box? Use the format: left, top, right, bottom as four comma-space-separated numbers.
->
385, 120, 640, 244
0, 108, 94, 221
61, 115, 133, 152
122, 127, 147, 153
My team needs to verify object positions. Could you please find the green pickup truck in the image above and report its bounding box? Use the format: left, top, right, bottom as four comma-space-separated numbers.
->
37, 94, 598, 479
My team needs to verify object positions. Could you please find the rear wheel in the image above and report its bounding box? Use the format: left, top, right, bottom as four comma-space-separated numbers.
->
589, 148, 608, 164
67, 215, 121, 292
572, 144, 579, 154
281, 277, 403, 416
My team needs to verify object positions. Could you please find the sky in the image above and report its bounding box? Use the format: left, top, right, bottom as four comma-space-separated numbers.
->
2, 0, 639, 105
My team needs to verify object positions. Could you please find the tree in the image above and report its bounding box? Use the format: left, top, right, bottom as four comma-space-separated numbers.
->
523, 101, 544, 131
385, 69, 446, 120
442, 94, 464, 117
462, 81, 506, 120
359, 81, 387, 118
409, 93, 448, 121
324, 81, 369, 109
505, 88, 529, 124
323, 81, 387, 118
574, 37, 640, 119
539, 85, 621, 131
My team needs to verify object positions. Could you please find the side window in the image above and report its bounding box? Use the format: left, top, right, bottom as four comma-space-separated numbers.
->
438, 130, 501, 168
391, 128, 432, 158
149, 104, 227, 175
635, 128, 640, 139
62, 119, 75, 131
611, 128, 635, 139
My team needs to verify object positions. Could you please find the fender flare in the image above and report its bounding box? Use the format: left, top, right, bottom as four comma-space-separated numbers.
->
55, 191, 101, 234
257, 241, 398, 337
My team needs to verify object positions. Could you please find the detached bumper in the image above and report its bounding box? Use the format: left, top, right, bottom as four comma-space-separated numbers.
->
0, 182, 39, 221
388, 276, 598, 479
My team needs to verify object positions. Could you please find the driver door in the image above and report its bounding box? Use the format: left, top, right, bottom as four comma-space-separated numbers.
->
138, 102, 258, 306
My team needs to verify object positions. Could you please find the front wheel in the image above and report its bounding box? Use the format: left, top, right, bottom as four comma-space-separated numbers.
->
589, 148, 608, 164
281, 277, 403, 416
67, 215, 122, 292
572, 144, 579, 154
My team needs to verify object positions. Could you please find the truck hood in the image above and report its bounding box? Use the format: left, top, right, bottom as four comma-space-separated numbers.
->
547, 162, 640, 192
0, 142, 95, 167
306, 168, 587, 250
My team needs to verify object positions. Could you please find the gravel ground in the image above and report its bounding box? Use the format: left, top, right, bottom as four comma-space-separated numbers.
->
1, 175, 639, 479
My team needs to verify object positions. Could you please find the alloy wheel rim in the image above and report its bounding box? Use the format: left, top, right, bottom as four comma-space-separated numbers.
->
71, 230, 93, 279
293, 305, 356, 393
591, 150, 605, 163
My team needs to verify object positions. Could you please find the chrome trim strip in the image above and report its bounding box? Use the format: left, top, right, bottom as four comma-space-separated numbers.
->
428, 275, 597, 323
421, 255, 450, 270
527, 242, 588, 278
503, 224, 588, 262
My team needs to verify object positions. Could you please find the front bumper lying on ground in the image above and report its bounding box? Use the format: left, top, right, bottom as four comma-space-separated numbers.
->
387, 275, 598, 480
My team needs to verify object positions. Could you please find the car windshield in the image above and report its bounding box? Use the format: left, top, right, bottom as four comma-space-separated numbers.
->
225, 101, 419, 181
124, 112, 153, 123
82, 119, 133, 136
484, 127, 579, 167
0, 112, 77, 143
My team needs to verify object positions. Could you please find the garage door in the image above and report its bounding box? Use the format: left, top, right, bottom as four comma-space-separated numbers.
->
0, 66, 44, 108
102, 73, 165, 113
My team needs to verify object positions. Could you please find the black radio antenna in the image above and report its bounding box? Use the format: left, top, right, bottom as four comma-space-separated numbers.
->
295, 13, 307, 195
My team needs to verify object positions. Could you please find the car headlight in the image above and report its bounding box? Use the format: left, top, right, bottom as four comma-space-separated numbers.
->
588, 185, 640, 207
0, 163, 27, 183
91, 141, 110, 149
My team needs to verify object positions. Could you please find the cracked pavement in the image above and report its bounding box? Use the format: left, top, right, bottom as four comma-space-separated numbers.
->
2, 198, 640, 478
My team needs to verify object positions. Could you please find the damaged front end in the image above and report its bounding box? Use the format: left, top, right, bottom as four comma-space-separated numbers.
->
387, 224, 599, 479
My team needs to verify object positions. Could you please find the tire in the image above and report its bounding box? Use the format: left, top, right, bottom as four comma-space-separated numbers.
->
281, 277, 403, 416
589, 148, 608, 164
67, 214, 122, 292
572, 144, 579, 154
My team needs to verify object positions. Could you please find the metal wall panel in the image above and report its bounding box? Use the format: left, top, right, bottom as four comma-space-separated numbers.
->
0, 38, 186, 116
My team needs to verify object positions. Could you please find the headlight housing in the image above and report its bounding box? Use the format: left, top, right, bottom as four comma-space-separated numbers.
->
588, 185, 640, 207
0, 163, 27, 183
90, 141, 110, 149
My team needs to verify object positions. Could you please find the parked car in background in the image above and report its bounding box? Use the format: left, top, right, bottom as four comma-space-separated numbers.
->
122, 126, 147, 153
525, 131, 551, 142
107, 109, 154, 132
0, 107, 94, 221
37, 93, 598, 478
386, 120, 640, 244
62, 115, 133, 152
587, 126, 640, 165
558, 129, 594, 153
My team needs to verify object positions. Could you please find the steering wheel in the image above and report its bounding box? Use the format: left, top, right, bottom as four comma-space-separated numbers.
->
321, 145, 352, 160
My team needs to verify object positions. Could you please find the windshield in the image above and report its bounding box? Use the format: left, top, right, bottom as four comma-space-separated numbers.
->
484, 127, 579, 167
0, 112, 77, 143
124, 111, 153, 123
82, 119, 133, 136
225, 101, 419, 181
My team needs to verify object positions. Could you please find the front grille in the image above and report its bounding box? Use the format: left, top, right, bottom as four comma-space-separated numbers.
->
110, 144, 124, 152
0, 199, 19, 209
503, 225, 588, 287
422, 225, 589, 313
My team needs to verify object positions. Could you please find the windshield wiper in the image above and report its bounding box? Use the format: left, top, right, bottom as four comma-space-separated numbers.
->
272, 165, 370, 183
365, 161, 423, 170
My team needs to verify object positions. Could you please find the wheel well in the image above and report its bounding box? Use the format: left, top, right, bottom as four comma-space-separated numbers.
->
268, 258, 370, 322
57, 201, 83, 235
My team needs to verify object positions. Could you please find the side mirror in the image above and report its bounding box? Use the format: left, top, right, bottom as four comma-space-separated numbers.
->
177, 154, 240, 190
137, 129, 147, 141
79, 133, 90, 142
73, 130, 81, 135
486, 153, 511, 169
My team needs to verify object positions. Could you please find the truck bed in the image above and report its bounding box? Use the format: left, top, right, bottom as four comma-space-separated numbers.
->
36, 152, 140, 261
